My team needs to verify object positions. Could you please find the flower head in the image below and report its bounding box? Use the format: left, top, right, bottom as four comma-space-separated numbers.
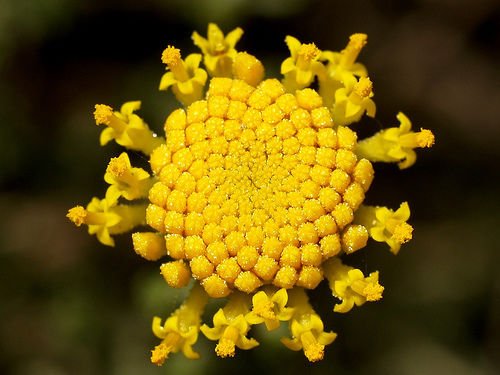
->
147, 76, 381, 300
68, 23, 434, 363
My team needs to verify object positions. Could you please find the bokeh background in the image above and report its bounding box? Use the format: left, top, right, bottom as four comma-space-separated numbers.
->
1, 0, 499, 374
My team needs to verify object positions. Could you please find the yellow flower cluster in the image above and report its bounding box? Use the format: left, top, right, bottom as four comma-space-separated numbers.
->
148, 76, 374, 298
67, 23, 434, 363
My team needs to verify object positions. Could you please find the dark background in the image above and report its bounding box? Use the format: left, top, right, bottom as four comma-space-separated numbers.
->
1, 0, 499, 374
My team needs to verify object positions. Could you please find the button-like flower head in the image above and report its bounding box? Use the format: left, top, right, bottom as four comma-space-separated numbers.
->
67, 23, 435, 364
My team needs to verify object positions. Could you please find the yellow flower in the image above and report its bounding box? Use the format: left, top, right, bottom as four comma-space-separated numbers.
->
146, 76, 375, 299
159, 46, 207, 106
356, 202, 414, 254
200, 292, 258, 357
324, 258, 384, 313
192, 23, 243, 77
281, 36, 324, 91
93, 101, 164, 154
68, 23, 435, 363
246, 287, 294, 330
281, 288, 337, 362
104, 152, 153, 201
356, 112, 435, 169
321, 33, 368, 81
332, 76, 376, 126
67, 195, 146, 246
318, 33, 368, 108
151, 284, 207, 365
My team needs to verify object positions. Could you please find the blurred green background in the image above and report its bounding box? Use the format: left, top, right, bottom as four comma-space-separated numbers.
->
1, 0, 499, 374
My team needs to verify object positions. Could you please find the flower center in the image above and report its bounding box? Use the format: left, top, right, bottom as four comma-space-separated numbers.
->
147, 77, 373, 298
